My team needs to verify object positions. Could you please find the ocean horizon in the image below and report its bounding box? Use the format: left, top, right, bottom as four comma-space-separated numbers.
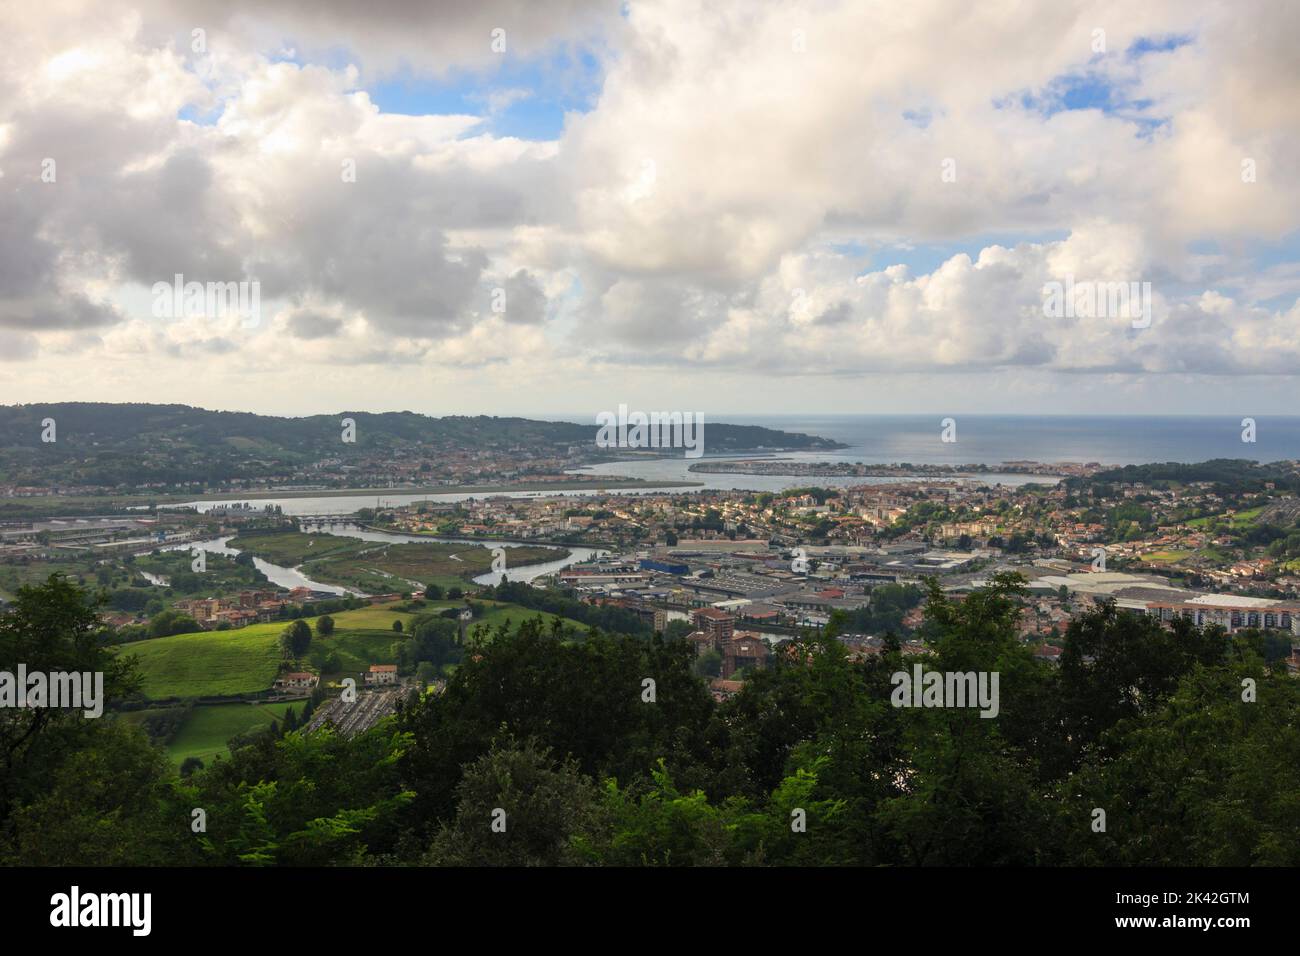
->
548, 413, 1300, 467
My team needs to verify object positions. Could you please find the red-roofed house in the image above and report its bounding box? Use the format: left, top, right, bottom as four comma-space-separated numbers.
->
366, 664, 399, 685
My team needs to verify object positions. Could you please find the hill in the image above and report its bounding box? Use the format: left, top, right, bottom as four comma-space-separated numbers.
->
120, 606, 416, 699
119, 602, 586, 700
0, 403, 846, 489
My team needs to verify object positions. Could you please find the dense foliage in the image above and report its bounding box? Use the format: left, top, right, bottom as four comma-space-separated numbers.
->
0, 573, 1295, 866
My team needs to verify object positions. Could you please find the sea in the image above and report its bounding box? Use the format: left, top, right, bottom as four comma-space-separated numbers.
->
697, 414, 1300, 467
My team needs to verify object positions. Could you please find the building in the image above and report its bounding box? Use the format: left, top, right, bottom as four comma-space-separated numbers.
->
720, 631, 768, 678
366, 664, 399, 685
627, 603, 667, 632
1144, 595, 1300, 634
639, 557, 690, 575
692, 607, 735, 643
708, 678, 745, 701
275, 671, 318, 692
686, 630, 717, 657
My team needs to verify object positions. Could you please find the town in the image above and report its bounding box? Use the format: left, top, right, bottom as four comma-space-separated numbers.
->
4, 455, 1298, 728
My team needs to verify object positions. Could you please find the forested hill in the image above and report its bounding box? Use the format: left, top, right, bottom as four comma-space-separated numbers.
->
1066, 459, 1300, 493
0, 403, 845, 488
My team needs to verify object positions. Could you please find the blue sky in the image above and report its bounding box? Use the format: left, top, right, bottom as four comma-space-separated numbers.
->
366, 47, 603, 140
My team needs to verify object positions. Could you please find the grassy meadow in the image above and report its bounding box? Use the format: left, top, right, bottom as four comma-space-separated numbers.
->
120, 605, 415, 699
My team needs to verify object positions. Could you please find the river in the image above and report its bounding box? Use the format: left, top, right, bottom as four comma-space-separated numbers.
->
169, 459, 1050, 518
165, 523, 605, 595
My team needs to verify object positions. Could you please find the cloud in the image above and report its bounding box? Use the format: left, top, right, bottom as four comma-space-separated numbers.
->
284, 311, 343, 340
0, 0, 1297, 414
138, 0, 619, 78
498, 269, 548, 324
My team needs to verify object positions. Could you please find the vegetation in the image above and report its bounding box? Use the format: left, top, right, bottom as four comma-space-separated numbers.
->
228, 530, 562, 590
1070, 459, 1300, 493
165, 701, 299, 766
485, 580, 656, 634
120, 606, 415, 699
1, 572, 1297, 866
0, 546, 271, 629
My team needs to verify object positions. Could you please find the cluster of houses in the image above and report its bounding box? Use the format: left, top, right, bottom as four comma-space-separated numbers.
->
273, 663, 399, 697
173, 587, 321, 629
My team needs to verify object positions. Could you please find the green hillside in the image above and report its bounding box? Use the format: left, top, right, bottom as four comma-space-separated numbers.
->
166, 701, 299, 765
121, 606, 415, 699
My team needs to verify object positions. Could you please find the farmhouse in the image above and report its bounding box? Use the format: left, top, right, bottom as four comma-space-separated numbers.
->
274, 671, 318, 692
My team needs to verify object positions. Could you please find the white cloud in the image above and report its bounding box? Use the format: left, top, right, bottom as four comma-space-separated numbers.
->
0, 0, 1297, 414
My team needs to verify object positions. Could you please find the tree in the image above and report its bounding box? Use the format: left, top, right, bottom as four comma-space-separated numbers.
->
147, 609, 202, 638
0, 575, 142, 829
692, 649, 722, 679
399, 616, 461, 672
316, 615, 335, 637
424, 738, 602, 866
3, 722, 199, 866
392, 619, 404, 633
399, 619, 715, 828
282, 619, 312, 658
186, 729, 414, 866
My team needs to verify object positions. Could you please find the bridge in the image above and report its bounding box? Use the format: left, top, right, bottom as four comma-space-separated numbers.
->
294, 514, 361, 528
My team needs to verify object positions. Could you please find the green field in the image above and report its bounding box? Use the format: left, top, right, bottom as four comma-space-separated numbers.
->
308, 626, 405, 677
120, 606, 415, 699
119, 599, 584, 700
1187, 507, 1265, 529
1143, 550, 1194, 563
457, 600, 589, 641
226, 531, 371, 566
165, 701, 299, 765
311, 541, 517, 591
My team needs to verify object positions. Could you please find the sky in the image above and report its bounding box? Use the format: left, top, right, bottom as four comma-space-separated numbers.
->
1, 0, 1298, 420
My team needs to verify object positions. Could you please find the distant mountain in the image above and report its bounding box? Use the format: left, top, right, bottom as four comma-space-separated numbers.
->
0, 403, 845, 490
